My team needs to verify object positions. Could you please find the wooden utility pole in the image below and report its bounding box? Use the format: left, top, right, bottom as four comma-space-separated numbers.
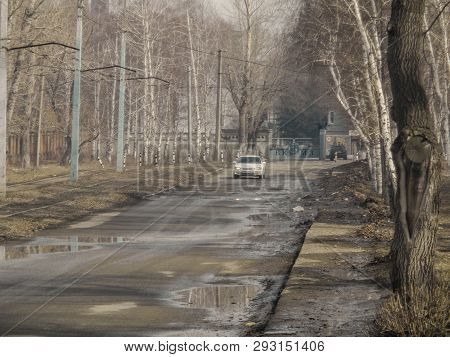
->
36, 76, 45, 168
187, 66, 192, 157
70, 0, 84, 183
215, 50, 223, 161
116, 0, 127, 172
0, 0, 8, 197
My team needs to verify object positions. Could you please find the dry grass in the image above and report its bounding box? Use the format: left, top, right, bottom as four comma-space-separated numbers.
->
357, 222, 394, 241
0, 162, 223, 240
376, 279, 449, 336
65, 193, 129, 211
7, 164, 69, 184
6, 161, 109, 184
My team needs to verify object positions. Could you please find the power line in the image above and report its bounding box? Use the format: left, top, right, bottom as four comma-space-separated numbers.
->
65, 10, 315, 77
81, 64, 135, 73
424, 0, 450, 34
152, 39, 315, 76
6, 42, 78, 52
126, 76, 170, 84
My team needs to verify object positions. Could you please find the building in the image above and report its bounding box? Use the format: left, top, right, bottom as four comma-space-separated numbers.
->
319, 111, 362, 160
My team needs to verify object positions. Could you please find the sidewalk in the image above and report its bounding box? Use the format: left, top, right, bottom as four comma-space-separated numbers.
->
262, 162, 392, 337
263, 220, 390, 336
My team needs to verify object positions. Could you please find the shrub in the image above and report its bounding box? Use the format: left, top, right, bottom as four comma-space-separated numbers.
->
376, 278, 449, 336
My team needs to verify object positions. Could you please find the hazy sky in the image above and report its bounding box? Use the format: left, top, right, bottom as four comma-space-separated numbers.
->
209, 0, 234, 17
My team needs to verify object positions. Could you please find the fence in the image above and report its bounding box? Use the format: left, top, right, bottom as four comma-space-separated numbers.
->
7, 130, 66, 165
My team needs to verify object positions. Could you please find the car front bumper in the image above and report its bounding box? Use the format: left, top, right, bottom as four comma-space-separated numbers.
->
234, 170, 263, 177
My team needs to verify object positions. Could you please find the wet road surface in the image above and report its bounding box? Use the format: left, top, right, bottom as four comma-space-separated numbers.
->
0, 161, 322, 336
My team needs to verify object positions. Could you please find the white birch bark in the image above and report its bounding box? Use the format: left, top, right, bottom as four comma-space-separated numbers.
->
351, 0, 397, 194
187, 10, 202, 161
107, 36, 119, 163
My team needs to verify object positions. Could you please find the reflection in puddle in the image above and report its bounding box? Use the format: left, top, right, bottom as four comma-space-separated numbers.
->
76, 237, 129, 244
181, 285, 259, 311
0, 236, 129, 261
248, 213, 286, 221
0, 243, 92, 261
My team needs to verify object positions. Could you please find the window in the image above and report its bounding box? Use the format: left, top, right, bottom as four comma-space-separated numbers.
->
328, 111, 335, 125
239, 157, 261, 164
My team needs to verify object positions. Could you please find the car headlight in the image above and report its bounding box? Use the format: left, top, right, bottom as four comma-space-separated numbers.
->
235, 166, 241, 171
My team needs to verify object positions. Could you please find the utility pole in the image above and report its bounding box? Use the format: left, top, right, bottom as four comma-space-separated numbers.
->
0, 0, 8, 197
187, 66, 192, 158
36, 76, 45, 168
116, 0, 127, 172
70, 0, 84, 183
215, 50, 223, 161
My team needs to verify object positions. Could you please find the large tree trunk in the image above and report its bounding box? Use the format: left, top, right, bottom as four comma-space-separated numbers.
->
387, 0, 442, 294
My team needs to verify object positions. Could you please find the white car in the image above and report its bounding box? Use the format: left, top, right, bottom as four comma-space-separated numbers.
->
233, 155, 266, 179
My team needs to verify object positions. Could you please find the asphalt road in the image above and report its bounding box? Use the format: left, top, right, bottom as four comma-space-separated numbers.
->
0, 161, 324, 336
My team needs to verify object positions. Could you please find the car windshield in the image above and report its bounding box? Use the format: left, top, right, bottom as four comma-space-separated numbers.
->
239, 157, 261, 164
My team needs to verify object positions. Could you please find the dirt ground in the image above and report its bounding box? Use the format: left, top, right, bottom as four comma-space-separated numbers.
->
0, 161, 223, 241
312, 160, 449, 282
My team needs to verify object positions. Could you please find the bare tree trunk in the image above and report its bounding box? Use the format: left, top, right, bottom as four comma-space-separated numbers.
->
367, 145, 376, 191
126, 85, 132, 156
134, 94, 139, 159
238, 106, 247, 153
59, 78, 73, 166
387, 0, 442, 293
374, 139, 383, 195
143, 38, 150, 165
432, 0, 450, 164
107, 38, 119, 163
7, 0, 38, 124
352, 0, 397, 198
22, 51, 37, 168
187, 10, 202, 161
240, 0, 253, 152
93, 76, 100, 160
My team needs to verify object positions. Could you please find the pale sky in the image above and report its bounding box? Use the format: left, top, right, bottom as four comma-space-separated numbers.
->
209, 0, 235, 18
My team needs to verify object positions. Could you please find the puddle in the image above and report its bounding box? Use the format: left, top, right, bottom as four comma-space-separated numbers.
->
0, 236, 129, 261
178, 285, 259, 311
76, 237, 129, 244
0, 243, 93, 261
87, 302, 137, 315
248, 213, 287, 221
